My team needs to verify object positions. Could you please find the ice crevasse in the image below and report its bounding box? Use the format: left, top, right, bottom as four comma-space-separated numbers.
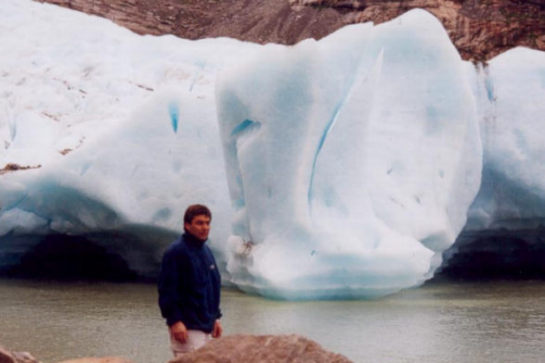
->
1, 0, 545, 299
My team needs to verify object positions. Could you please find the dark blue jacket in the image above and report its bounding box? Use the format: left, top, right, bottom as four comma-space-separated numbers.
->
158, 233, 222, 332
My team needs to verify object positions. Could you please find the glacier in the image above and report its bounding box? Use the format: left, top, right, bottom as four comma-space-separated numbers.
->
1, 0, 545, 299
440, 48, 545, 279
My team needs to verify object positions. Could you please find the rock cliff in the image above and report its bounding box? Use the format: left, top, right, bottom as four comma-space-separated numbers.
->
36, 0, 544, 61
292, 0, 545, 61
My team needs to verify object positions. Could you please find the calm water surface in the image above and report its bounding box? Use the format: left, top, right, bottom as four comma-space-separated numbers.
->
1, 279, 545, 362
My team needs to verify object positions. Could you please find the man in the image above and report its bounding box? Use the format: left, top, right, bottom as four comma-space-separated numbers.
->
158, 204, 222, 357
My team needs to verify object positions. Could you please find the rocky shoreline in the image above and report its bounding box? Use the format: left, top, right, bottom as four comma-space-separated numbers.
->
1, 334, 352, 363
1, 345, 129, 363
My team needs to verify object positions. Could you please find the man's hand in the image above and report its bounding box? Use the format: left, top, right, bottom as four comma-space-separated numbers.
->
170, 321, 188, 343
212, 319, 223, 338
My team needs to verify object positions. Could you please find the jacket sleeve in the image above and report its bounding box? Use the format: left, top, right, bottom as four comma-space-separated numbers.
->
158, 248, 185, 326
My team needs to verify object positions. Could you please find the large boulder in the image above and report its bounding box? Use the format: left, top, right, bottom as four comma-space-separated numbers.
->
170, 334, 352, 363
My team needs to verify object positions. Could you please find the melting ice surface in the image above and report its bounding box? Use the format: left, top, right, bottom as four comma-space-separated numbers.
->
1, 0, 545, 299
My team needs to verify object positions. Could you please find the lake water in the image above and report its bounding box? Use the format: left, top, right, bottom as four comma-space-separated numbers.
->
1, 279, 545, 363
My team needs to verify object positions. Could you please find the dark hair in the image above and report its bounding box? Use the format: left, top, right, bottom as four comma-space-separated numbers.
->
183, 204, 212, 226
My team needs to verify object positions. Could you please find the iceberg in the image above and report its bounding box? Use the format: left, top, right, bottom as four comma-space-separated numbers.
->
216, 10, 481, 298
1, 0, 544, 298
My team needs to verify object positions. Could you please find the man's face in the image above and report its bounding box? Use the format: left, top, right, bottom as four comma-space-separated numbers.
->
185, 214, 211, 241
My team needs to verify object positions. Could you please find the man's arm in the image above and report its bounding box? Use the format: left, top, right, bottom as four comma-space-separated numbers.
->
158, 248, 185, 328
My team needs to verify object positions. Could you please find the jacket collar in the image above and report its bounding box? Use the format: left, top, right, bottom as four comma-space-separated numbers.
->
183, 232, 206, 249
